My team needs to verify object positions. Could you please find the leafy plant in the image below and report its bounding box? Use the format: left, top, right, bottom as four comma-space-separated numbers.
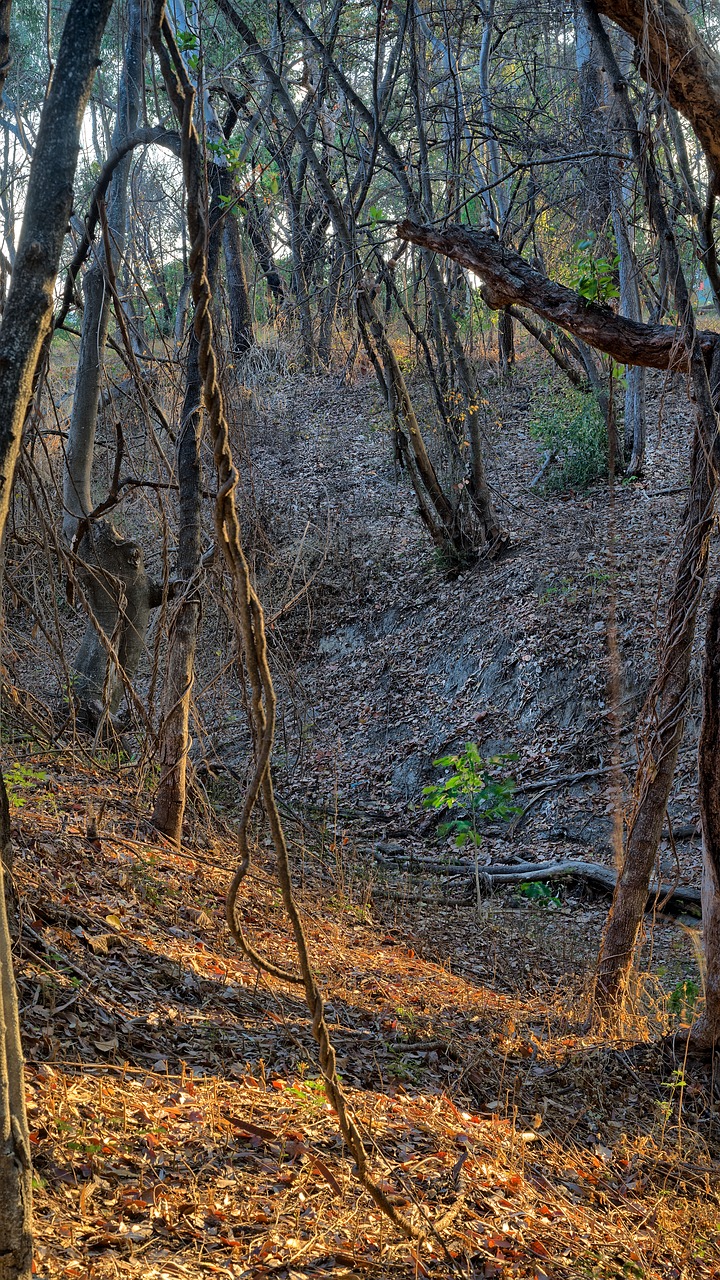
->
571, 233, 620, 304
667, 978, 700, 1020
517, 880, 561, 908
529, 382, 607, 491
422, 745, 520, 909
538, 576, 577, 605
422, 743, 519, 848
176, 29, 198, 52
4, 761, 47, 807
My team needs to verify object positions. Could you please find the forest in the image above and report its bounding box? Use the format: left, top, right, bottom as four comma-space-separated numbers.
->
1, 0, 720, 1275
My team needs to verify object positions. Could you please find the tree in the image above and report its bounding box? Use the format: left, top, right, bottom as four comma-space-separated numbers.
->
62, 0, 171, 723
0, 1, 114, 1270
394, 30, 720, 1044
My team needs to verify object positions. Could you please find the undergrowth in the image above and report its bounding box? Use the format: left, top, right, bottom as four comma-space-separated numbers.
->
530, 381, 607, 490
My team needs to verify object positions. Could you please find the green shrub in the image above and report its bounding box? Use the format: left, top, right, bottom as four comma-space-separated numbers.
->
529, 383, 607, 491
421, 744, 520, 848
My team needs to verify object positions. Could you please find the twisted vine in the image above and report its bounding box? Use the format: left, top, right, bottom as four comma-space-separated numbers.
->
150, 3, 444, 1250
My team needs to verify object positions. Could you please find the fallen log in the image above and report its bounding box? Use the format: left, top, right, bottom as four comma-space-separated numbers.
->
373, 853, 701, 914
479, 860, 701, 913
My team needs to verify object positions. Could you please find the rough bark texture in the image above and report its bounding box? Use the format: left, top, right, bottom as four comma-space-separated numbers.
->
396, 220, 717, 371
0, 0, 113, 535
0, 767, 10, 876
0, 2, 114, 1269
223, 209, 254, 358
0, 848, 32, 1280
63, 1, 160, 720
153, 171, 225, 843
692, 583, 720, 1048
596, 0, 720, 177
0, 1, 11, 103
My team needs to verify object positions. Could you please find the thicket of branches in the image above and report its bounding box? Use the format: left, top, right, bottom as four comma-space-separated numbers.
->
3, 0, 720, 1271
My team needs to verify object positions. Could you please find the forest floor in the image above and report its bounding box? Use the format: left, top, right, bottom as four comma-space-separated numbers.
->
7, 344, 720, 1277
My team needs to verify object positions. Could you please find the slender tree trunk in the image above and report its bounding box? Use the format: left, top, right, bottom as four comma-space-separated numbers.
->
507, 306, 589, 388
0, 846, 32, 1280
318, 240, 343, 368
580, 0, 720, 1018
357, 290, 464, 554
244, 199, 288, 314
607, 32, 645, 474
692, 580, 720, 1049
153, 171, 225, 843
174, 272, 192, 349
223, 209, 254, 358
0, 0, 114, 1270
62, 0, 158, 721
594, 360, 720, 1017
497, 308, 515, 375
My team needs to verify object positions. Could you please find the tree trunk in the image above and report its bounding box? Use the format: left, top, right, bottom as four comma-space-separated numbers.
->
63, 0, 157, 722
153, 171, 225, 843
0, 838, 32, 1280
594, 356, 720, 1016
244, 199, 288, 314
497, 307, 515, 375
318, 240, 343, 368
606, 30, 646, 474
686, 581, 720, 1049
72, 524, 162, 718
223, 209, 254, 358
0, 0, 114, 1270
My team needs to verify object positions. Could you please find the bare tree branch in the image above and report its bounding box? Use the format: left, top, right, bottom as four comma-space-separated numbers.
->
396, 219, 718, 370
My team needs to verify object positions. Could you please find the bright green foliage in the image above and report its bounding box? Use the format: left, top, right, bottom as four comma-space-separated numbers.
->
4, 761, 47, 807
667, 978, 700, 1020
422, 743, 519, 848
571, 234, 620, 304
529, 383, 607, 491
176, 29, 198, 52
517, 880, 561, 907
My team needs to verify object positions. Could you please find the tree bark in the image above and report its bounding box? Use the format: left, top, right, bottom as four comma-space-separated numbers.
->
0, 1, 114, 1270
62, 0, 159, 722
0, 0, 112, 531
692, 581, 720, 1049
595, 0, 720, 178
0, 848, 31, 1280
223, 209, 254, 358
153, 169, 225, 843
396, 220, 716, 371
